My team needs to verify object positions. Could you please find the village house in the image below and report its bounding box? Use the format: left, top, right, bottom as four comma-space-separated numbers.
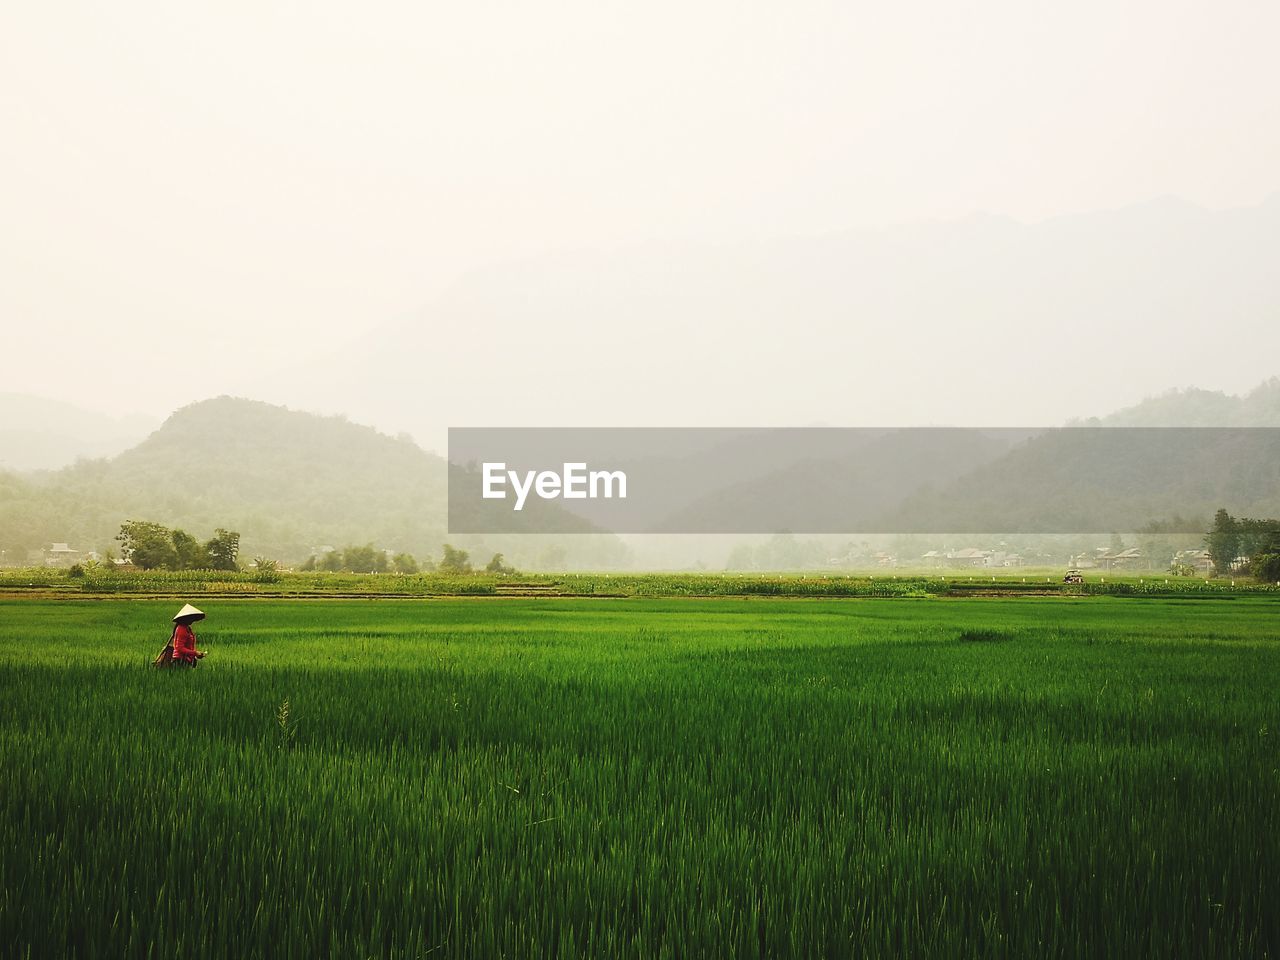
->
45, 542, 81, 567
1174, 549, 1215, 574
1096, 547, 1144, 571
987, 551, 1025, 568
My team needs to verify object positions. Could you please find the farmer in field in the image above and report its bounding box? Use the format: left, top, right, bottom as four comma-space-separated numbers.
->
164, 603, 207, 667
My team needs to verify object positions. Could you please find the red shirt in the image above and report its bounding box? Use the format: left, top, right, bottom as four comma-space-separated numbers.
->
173, 623, 201, 661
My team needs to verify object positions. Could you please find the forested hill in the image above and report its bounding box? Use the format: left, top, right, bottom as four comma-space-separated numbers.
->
4, 385, 1280, 566
883, 426, 1280, 534
109, 396, 444, 524
1, 397, 449, 562
0, 397, 624, 568
1087, 379, 1280, 426
887, 379, 1280, 532
639, 380, 1280, 536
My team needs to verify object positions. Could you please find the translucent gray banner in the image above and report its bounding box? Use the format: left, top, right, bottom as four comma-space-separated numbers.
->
447, 427, 1280, 534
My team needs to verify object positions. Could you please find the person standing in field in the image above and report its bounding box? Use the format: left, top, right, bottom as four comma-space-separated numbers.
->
168, 603, 207, 667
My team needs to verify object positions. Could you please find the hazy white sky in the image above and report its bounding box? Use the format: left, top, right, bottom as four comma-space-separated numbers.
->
3, 1, 1278, 421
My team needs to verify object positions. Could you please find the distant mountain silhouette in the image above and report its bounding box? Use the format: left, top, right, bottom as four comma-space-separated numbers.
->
1083, 378, 1280, 426
884, 426, 1280, 533
0, 397, 618, 566
3, 379, 1280, 565
647, 429, 1019, 533
269, 195, 1280, 445
882, 379, 1280, 531
0, 393, 157, 471
637, 380, 1280, 534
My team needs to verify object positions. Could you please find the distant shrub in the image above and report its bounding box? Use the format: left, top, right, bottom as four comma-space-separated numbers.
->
252, 557, 280, 583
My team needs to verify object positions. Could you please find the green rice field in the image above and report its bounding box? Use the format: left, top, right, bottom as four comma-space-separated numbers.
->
2, 596, 1278, 958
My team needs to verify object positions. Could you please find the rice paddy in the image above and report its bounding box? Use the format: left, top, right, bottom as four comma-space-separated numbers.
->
1, 596, 1278, 958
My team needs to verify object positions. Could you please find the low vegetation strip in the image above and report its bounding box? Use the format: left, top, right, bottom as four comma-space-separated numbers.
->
0, 567, 1276, 599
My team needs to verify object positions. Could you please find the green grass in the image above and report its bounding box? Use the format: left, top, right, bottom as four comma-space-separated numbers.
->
1, 597, 1278, 958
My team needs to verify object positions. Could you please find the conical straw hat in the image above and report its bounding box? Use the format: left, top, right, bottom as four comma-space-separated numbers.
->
172, 603, 206, 622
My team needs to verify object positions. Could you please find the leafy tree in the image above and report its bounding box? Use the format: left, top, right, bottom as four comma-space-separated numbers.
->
1235, 517, 1280, 582
117, 520, 177, 570
343, 544, 379, 574
320, 550, 345, 572
205, 528, 240, 571
172, 528, 210, 570
300, 555, 317, 572
1205, 508, 1240, 576
116, 520, 244, 571
485, 552, 514, 575
393, 553, 419, 574
1237, 518, 1280, 558
439, 544, 471, 574
1251, 553, 1280, 582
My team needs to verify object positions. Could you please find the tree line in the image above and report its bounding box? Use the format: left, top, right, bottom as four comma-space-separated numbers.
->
111, 520, 519, 577
299, 544, 515, 576
1206, 509, 1280, 580
116, 521, 241, 571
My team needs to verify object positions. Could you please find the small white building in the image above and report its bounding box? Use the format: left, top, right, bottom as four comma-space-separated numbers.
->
947, 548, 991, 568
45, 543, 80, 567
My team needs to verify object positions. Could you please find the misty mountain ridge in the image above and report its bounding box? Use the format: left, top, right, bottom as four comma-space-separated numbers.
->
647, 375, 1280, 534
1, 375, 1279, 567
7, 192, 1279, 457
254, 193, 1280, 445
1, 397, 447, 561
0, 393, 158, 471
1085, 378, 1280, 426
0, 396, 624, 569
